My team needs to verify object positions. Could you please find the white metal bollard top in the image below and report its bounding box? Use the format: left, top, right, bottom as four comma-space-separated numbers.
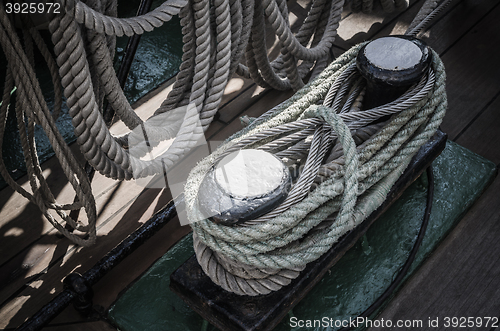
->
215, 149, 285, 198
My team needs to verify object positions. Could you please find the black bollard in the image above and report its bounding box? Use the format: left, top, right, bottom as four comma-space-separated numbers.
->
356, 35, 432, 110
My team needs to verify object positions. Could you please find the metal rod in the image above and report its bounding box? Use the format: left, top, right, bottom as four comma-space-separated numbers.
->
85, 196, 183, 286
17, 196, 182, 331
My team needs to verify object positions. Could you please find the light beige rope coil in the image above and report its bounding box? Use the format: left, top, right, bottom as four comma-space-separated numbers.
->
186, 43, 447, 295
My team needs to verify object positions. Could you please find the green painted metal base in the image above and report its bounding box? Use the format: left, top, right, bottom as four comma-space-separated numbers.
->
108, 141, 497, 331
168, 132, 447, 331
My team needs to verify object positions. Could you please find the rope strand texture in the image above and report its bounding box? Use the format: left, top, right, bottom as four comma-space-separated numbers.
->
62, 0, 187, 37
186, 44, 447, 295
0, 7, 97, 246
0, 0, 346, 245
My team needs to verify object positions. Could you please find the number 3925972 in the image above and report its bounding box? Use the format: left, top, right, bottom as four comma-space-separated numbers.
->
5, 2, 61, 14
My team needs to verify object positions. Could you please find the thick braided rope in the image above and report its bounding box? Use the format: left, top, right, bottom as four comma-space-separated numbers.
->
46, 0, 348, 182
193, 233, 304, 295
192, 106, 359, 295
61, 0, 188, 36
49, 0, 253, 182
0, 0, 349, 244
241, 0, 344, 91
263, 0, 340, 61
186, 46, 446, 294
0, 7, 97, 246
49, 4, 208, 180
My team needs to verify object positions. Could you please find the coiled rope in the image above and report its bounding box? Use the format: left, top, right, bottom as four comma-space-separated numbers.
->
0, 7, 97, 246
0, 0, 349, 245
186, 40, 447, 295
184, 0, 453, 295
0, 0, 450, 247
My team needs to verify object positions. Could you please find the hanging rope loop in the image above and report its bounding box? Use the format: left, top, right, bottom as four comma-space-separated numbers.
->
60, 0, 188, 36
0, 0, 449, 246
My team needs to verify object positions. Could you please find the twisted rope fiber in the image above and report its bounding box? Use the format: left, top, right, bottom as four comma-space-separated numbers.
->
240, 0, 345, 91
0, 0, 350, 244
406, 0, 454, 37
51, 0, 345, 178
0, 0, 445, 250
0, 7, 97, 246
61, 0, 187, 36
185, 44, 447, 295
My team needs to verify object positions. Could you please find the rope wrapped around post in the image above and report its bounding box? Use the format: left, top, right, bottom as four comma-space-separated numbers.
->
0, 0, 348, 245
185, 43, 447, 296
0, 0, 450, 246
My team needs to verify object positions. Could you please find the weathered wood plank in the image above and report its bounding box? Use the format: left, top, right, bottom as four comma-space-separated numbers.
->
335, 0, 423, 49
0, 186, 180, 328
438, 2, 500, 139
455, 93, 500, 165
418, 0, 500, 55
0, 142, 86, 264
211, 88, 295, 144
373, 175, 500, 327
371, 0, 500, 57
0, 177, 172, 306
170, 132, 447, 331
217, 84, 268, 124
369, 0, 500, 326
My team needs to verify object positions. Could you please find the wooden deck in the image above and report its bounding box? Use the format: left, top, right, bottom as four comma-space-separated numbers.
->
1, 0, 499, 329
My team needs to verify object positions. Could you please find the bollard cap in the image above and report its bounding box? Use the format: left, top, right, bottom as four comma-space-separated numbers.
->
357, 36, 431, 87
196, 149, 291, 225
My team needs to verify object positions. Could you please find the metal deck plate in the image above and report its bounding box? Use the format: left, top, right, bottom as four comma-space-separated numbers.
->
108, 136, 497, 331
